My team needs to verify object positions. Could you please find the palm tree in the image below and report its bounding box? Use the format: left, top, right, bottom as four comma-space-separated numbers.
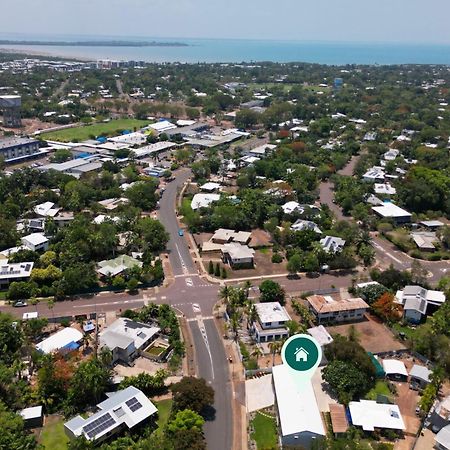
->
245, 301, 258, 330
242, 280, 252, 299
268, 341, 282, 367
219, 286, 230, 306
230, 312, 241, 342
355, 230, 372, 251
251, 347, 263, 360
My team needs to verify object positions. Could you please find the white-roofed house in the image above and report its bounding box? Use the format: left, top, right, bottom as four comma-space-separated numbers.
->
282, 201, 301, 215
64, 386, 157, 443
20, 405, 43, 428
97, 255, 143, 278
374, 183, 396, 195
251, 302, 290, 343
272, 364, 326, 448
100, 318, 160, 364
200, 182, 221, 192
320, 236, 346, 253
190, 193, 220, 210
36, 327, 83, 354
363, 166, 385, 183
349, 400, 405, 432
382, 359, 408, 381
430, 395, 450, 433
21, 233, 49, 252
34, 201, 60, 218
395, 286, 446, 323
291, 219, 322, 234
221, 242, 255, 268
372, 203, 412, 224
0, 261, 34, 288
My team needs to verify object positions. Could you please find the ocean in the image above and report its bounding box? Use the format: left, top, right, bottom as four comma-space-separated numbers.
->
1, 34, 450, 65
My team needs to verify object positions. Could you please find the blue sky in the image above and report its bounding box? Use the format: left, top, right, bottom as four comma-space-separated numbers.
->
2, 0, 449, 44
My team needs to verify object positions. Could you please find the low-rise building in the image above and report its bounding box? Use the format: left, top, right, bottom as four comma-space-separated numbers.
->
409, 364, 432, 390
372, 203, 412, 224
291, 219, 322, 234
395, 286, 446, 323
306, 295, 369, 324
20, 406, 43, 429
374, 183, 396, 195
435, 424, 450, 450
36, 327, 83, 354
221, 243, 255, 268
211, 228, 251, 245
100, 318, 159, 364
363, 166, 385, 183
39, 156, 103, 178
252, 302, 290, 343
64, 386, 157, 443
410, 231, 438, 252
191, 193, 220, 210
382, 359, 408, 381
200, 182, 221, 192
349, 400, 405, 432
34, 201, 60, 218
0, 137, 43, 163
272, 364, 326, 448
97, 255, 143, 278
21, 233, 49, 252
320, 236, 346, 253
429, 395, 450, 433
0, 261, 34, 288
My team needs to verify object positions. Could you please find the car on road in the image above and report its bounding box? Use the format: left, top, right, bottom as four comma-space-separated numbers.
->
13, 301, 28, 307
178, 229, 184, 236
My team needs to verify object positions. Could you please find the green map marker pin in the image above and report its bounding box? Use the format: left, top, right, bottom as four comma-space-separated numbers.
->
281, 334, 322, 390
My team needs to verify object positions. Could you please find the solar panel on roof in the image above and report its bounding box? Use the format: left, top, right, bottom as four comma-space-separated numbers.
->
125, 397, 142, 412
82, 413, 116, 439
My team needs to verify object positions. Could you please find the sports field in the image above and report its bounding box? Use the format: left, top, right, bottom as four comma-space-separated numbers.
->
41, 118, 150, 142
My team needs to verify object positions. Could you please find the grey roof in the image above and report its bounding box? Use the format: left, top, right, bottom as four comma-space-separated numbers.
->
100, 331, 134, 350
0, 137, 38, 149
409, 364, 432, 383
98, 386, 141, 410
403, 285, 427, 297
404, 297, 427, 314
65, 415, 86, 433
436, 424, 450, 449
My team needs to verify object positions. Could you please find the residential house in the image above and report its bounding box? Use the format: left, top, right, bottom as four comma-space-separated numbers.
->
97, 255, 143, 278
272, 364, 326, 448
409, 364, 432, 390
306, 295, 369, 324
395, 286, 446, 323
20, 406, 43, 429
372, 203, 412, 224
0, 261, 34, 288
99, 318, 159, 364
307, 325, 333, 347
383, 149, 400, 161
21, 233, 49, 252
34, 201, 60, 218
190, 193, 220, 210
374, 183, 396, 195
200, 182, 221, 192
410, 231, 438, 252
98, 198, 129, 211
251, 302, 290, 343
363, 166, 385, 183
221, 243, 255, 268
420, 220, 444, 230
320, 236, 346, 253
36, 327, 83, 354
282, 201, 301, 215
291, 219, 322, 234
53, 211, 75, 228
64, 386, 157, 443
349, 400, 405, 432
246, 144, 276, 159
382, 359, 408, 381
211, 229, 251, 245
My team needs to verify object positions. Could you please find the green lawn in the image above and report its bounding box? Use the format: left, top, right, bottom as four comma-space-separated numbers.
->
365, 381, 392, 401
251, 411, 278, 450
155, 399, 173, 436
391, 322, 418, 340
40, 118, 150, 142
39, 416, 70, 450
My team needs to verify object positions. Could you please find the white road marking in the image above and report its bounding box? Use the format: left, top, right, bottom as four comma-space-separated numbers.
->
73, 299, 144, 308
186, 278, 193, 287
175, 243, 189, 274
373, 242, 403, 264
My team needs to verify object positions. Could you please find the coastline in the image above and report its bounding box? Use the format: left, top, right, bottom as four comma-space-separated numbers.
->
0, 47, 91, 62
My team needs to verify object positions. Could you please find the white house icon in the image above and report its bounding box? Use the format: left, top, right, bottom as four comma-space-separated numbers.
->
294, 347, 309, 362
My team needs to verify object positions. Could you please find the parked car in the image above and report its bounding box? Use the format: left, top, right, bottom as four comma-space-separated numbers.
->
178, 229, 184, 236
13, 301, 28, 307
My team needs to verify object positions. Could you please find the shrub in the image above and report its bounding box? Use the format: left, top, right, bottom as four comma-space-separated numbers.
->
271, 253, 283, 263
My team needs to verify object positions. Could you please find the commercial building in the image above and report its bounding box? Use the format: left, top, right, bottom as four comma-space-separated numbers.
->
99, 318, 159, 364
36, 327, 83, 354
306, 295, 369, 324
395, 286, 446, 323
251, 302, 290, 343
349, 400, 405, 432
272, 364, 325, 448
65, 386, 157, 443
0, 137, 43, 163
0, 95, 21, 127
372, 203, 412, 224
39, 156, 104, 178
0, 261, 34, 288
131, 142, 176, 158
